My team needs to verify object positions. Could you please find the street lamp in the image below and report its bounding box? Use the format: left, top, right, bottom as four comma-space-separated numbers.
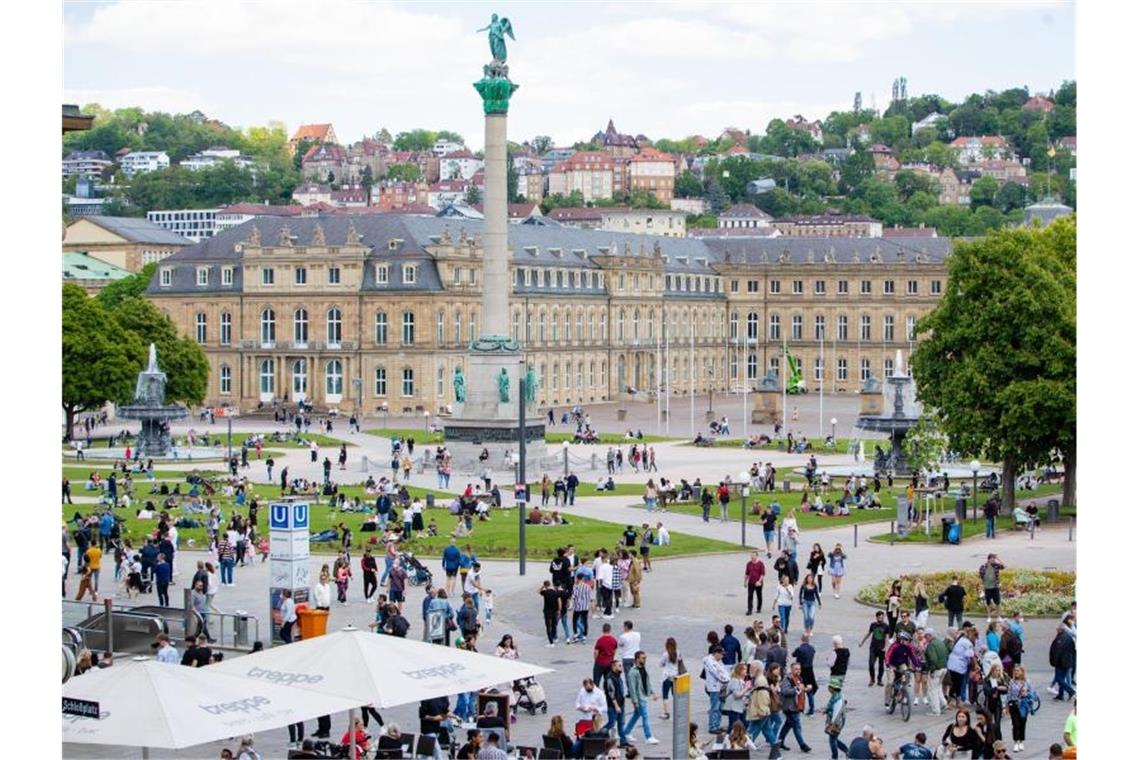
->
562, 440, 570, 477
970, 459, 981, 523
380, 401, 389, 431
830, 417, 837, 443
738, 470, 750, 547
423, 409, 431, 435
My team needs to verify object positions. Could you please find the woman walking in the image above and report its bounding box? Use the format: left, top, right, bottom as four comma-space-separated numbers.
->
335, 558, 351, 604
827, 544, 847, 598
723, 662, 749, 730
644, 480, 658, 513
314, 565, 332, 611
914, 579, 930, 629
660, 637, 683, 719
205, 561, 222, 613
774, 575, 795, 633
799, 574, 823, 637
982, 660, 1009, 741
1006, 664, 1034, 753
807, 544, 826, 594
886, 580, 902, 637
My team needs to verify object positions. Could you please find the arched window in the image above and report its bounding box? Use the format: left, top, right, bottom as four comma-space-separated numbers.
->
552, 307, 560, 343
325, 359, 343, 397
588, 309, 596, 341
576, 308, 583, 342
525, 308, 533, 343
601, 312, 607, 341
512, 310, 521, 342
374, 367, 387, 396
539, 309, 546, 343
564, 310, 571, 343
633, 308, 640, 342
437, 310, 445, 344
746, 311, 758, 341
375, 311, 388, 344
402, 311, 415, 344
219, 364, 231, 395
292, 359, 307, 399
259, 358, 274, 398
220, 312, 232, 345
260, 308, 275, 346
730, 312, 739, 340
469, 311, 477, 342
453, 310, 462, 344
618, 309, 625, 341
195, 312, 207, 344
293, 308, 308, 346
326, 308, 342, 347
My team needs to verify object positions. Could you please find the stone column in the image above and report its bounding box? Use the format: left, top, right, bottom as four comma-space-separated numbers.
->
481, 113, 509, 339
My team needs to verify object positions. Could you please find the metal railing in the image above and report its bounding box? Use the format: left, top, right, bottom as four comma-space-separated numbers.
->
197, 610, 261, 650
62, 599, 259, 653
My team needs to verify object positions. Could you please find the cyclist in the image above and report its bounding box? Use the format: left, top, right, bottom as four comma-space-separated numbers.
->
884, 631, 923, 709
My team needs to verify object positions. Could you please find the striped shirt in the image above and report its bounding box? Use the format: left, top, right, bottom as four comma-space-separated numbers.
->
572, 582, 594, 611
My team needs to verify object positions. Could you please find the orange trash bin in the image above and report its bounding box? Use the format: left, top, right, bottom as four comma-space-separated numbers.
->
297, 607, 329, 639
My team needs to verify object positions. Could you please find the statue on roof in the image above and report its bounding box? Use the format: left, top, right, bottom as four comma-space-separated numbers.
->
311, 223, 326, 246
277, 225, 293, 246
247, 224, 261, 246
477, 14, 515, 64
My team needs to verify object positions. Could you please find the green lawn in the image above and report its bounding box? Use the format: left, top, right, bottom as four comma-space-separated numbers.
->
684, 437, 855, 452
544, 432, 678, 444
63, 466, 225, 482
247, 433, 355, 448
871, 502, 1076, 543
364, 428, 445, 444
636, 493, 900, 531
62, 497, 739, 559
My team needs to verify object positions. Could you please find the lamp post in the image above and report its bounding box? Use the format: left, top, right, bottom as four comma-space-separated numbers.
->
423, 409, 431, 435
970, 459, 981, 523
830, 417, 837, 443
380, 401, 388, 432
226, 410, 233, 462
562, 440, 570, 477
738, 470, 750, 547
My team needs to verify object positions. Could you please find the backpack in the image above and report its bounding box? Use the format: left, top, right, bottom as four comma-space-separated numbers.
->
824, 696, 846, 736
747, 685, 772, 719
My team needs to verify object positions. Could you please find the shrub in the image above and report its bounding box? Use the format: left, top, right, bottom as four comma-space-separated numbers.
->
855, 568, 1074, 617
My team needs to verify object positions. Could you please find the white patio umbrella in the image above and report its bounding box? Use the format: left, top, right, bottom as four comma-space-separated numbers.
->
62, 659, 361, 753
213, 627, 553, 759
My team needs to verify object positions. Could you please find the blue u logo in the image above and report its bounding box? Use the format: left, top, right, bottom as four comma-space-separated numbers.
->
293, 504, 309, 528
270, 504, 289, 529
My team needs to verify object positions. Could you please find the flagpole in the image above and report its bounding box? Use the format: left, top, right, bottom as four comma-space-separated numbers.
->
655, 321, 661, 435
782, 336, 788, 441
689, 317, 695, 439
818, 332, 824, 440
665, 322, 670, 436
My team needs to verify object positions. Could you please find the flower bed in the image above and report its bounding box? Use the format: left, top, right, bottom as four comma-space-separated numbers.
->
855, 568, 1075, 617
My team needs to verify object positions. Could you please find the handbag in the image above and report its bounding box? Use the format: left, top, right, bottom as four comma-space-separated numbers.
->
677, 657, 688, 676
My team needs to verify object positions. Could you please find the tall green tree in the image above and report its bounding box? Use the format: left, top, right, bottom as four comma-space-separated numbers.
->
385, 163, 422, 182
96, 262, 158, 310
910, 217, 1076, 509
61, 285, 142, 439
109, 298, 209, 406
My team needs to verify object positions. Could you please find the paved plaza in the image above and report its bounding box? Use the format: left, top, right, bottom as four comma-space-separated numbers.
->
64, 411, 1076, 758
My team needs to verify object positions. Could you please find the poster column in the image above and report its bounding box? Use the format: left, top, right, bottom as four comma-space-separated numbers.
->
269, 500, 311, 645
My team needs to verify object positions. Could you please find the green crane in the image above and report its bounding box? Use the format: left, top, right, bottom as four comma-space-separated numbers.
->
783, 347, 807, 394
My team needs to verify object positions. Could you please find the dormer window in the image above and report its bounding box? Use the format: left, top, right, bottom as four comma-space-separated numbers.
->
160, 268, 172, 287
196, 267, 209, 287
402, 264, 416, 284
221, 267, 233, 286
524, 245, 538, 256
375, 264, 389, 284
549, 248, 562, 258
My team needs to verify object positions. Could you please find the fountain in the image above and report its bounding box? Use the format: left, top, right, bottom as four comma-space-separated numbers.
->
855, 349, 920, 475
116, 344, 189, 457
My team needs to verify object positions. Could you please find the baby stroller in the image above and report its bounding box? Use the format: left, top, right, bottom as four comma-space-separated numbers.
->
400, 552, 432, 586
513, 676, 548, 715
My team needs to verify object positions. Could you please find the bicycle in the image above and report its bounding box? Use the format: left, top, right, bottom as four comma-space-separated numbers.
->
886, 665, 912, 721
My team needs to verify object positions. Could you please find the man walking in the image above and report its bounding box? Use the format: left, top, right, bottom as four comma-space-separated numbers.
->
745, 551, 766, 616
623, 650, 660, 745
938, 577, 967, 629
979, 553, 1005, 620
566, 472, 579, 506
702, 645, 731, 734
777, 661, 812, 753
923, 629, 949, 715
859, 611, 889, 687
602, 660, 629, 746
571, 574, 593, 643
593, 623, 619, 687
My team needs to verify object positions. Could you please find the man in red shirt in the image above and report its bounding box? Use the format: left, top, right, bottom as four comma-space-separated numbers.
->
745, 551, 766, 616
593, 622, 619, 686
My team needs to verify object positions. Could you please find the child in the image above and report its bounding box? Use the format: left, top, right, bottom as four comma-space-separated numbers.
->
126, 554, 143, 599
258, 536, 270, 562
483, 589, 494, 624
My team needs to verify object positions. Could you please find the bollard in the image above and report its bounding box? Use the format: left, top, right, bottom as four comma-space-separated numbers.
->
104, 597, 114, 655
854, 524, 859, 548
1029, 519, 1035, 541
890, 520, 895, 546
1068, 516, 1074, 542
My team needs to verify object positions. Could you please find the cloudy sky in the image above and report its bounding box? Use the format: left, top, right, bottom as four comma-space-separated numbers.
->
63, 1, 1074, 149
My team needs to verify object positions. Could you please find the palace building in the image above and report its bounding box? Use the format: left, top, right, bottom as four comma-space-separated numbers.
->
145, 214, 950, 414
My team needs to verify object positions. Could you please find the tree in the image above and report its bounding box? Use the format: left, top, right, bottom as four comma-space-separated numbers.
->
464, 184, 482, 206
360, 164, 374, 197
903, 414, 950, 476
96, 262, 158, 310
293, 138, 314, 171
705, 180, 729, 213
393, 129, 437, 151
910, 218, 1076, 509
61, 284, 141, 440
994, 181, 1028, 213
110, 298, 209, 406
436, 130, 465, 146
377, 128, 393, 143
532, 135, 553, 154
969, 175, 1000, 209
839, 147, 874, 193
870, 115, 911, 149
675, 170, 703, 198
894, 170, 938, 201
385, 163, 422, 182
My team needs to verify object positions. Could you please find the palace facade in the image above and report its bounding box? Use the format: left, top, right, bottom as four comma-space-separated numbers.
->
145, 214, 950, 414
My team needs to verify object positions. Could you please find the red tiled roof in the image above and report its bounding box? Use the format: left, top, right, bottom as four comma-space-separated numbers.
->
291, 123, 334, 142
219, 203, 303, 216
1023, 96, 1054, 112
630, 147, 674, 163
547, 207, 603, 221
720, 204, 772, 219
441, 149, 476, 159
